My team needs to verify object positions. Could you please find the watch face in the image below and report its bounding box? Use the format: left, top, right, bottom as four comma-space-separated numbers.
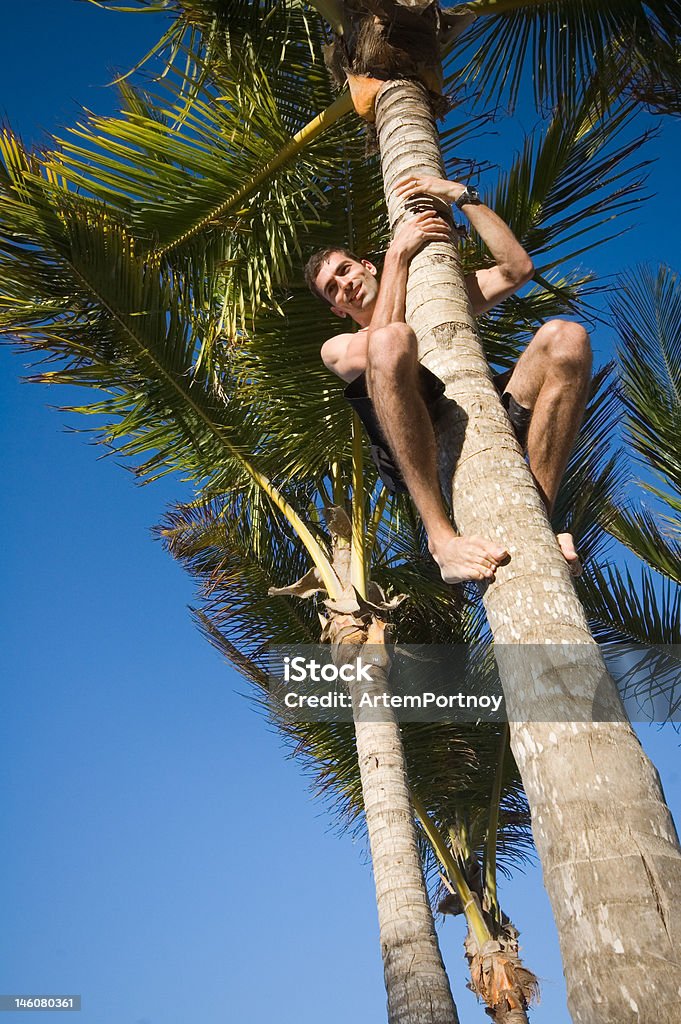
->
456, 186, 480, 207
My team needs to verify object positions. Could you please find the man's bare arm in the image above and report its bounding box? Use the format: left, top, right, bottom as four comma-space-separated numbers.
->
320, 331, 370, 382
394, 177, 534, 315
320, 212, 450, 382
462, 203, 534, 314
369, 211, 452, 330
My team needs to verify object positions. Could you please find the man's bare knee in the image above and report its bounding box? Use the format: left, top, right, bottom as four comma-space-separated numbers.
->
536, 319, 592, 382
367, 323, 418, 392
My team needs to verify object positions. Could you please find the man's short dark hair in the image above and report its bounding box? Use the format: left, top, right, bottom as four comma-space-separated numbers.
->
304, 246, 362, 303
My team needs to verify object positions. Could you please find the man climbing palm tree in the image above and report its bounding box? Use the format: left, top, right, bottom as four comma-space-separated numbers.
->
306, 175, 591, 583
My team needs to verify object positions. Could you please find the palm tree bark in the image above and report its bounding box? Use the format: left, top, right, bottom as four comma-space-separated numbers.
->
325, 518, 459, 1024
345, 647, 459, 1024
374, 77, 681, 1024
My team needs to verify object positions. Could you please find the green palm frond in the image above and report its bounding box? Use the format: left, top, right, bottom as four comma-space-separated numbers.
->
578, 562, 681, 724
409, 724, 534, 882
86, 0, 327, 88
44, 56, 340, 312
481, 78, 651, 274
628, 34, 681, 116
0, 129, 344, 592
409, 724, 534, 879
602, 265, 681, 586
285, 713, 533, 879
38, 11, 356, 365
0, 139, 251, 480
162, 505, 368, 828
610, 265, 681, 513
606, 506, 681, 584
159, 499, 323, 656
581, 562, 681, 647
455, 0, 681, 115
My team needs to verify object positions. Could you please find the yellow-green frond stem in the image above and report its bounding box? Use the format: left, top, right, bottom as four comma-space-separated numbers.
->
411, 792, 491, 949
483, 724, 509, 928
153, 91, 354, 258
330, 461, 344, 507
250, 465, 341, 600
350, 410, 367, 598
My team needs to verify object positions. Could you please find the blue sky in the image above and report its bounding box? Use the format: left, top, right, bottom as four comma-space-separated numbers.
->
1, 3, 680, 1023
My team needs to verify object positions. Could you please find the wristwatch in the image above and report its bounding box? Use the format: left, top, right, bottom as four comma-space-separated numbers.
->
455, 186, 481, 209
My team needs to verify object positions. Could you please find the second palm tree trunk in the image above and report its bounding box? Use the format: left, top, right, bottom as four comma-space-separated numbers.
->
374, 78, 681, 1024
326, 520, 459, 1024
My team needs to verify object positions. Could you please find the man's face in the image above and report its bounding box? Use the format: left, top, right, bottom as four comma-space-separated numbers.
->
314, 252, 379, 321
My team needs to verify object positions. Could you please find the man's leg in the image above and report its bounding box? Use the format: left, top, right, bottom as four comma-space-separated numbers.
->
367, 322, 508, 584
501, 319, 592, 573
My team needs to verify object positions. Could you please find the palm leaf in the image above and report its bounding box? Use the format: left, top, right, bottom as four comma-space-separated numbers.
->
628, 35, 681, 116
610, 264, 681, 511
578, 562, 681, 723
0, 129, 345, 593
479, 78, 651, 275
606, 506, 681, 584
86, 0, 327, 86
581, 562, 681, 647
43, 56, 341, 332
454, 0, 681, 115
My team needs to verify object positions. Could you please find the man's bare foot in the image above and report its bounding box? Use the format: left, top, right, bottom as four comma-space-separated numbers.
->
557, 532, 582, 576
429, 534, 509, 585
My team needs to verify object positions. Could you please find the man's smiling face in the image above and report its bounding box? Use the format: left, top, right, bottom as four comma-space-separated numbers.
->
314, 252, 379, 322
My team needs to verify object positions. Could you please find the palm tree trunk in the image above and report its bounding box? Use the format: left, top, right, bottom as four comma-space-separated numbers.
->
328, 617, 459, 1024
373, 78, 681, 1024
356, 705, 457, 1024
324, 514, 458, 1024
